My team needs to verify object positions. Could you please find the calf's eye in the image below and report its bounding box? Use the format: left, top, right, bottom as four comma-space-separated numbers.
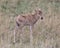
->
41, 17, 43, 20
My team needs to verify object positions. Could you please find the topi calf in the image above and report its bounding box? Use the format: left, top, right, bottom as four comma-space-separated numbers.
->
14, 8, 43, 47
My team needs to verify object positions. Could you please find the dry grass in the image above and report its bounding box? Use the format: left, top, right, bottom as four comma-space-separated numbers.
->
0, 0, 60, 48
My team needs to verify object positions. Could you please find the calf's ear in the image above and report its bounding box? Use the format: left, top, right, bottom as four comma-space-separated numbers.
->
39, 10, 42, 15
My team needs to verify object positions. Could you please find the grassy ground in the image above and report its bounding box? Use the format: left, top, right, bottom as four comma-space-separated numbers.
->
0, 0, 60, 48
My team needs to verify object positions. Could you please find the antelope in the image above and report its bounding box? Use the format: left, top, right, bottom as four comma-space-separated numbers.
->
14, 8, 43, 47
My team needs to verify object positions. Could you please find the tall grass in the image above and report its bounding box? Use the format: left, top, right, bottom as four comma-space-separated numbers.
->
0, 0, 60, 48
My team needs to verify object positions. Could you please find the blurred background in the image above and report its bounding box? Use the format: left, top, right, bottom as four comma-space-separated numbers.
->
0, 0, 60, 48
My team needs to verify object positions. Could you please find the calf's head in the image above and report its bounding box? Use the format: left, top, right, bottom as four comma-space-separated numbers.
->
35, 8, 43, 20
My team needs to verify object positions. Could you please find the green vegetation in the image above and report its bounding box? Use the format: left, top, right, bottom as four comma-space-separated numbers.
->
0, 0, 60, 48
